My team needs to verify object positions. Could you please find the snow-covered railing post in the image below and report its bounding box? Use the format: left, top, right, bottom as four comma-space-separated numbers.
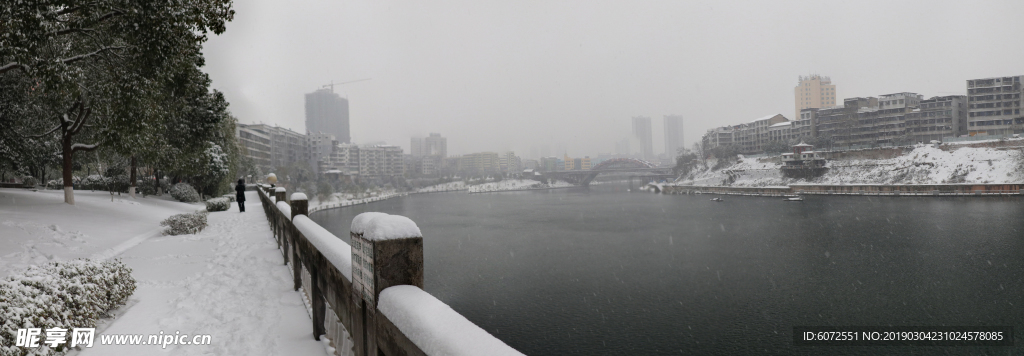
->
288, 193, 308, 269
350, 213, 424, 356
275, 187, 286, 203
289, 193, 307, 292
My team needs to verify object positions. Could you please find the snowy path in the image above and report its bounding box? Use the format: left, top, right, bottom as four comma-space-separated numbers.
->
78, 191, 329, 355
0, 189, 329, 355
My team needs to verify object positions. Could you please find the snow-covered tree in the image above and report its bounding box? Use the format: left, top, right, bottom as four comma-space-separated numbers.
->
1, 0, 235, 204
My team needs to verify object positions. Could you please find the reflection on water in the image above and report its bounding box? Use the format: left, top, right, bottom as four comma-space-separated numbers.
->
312, 184, 1024, 355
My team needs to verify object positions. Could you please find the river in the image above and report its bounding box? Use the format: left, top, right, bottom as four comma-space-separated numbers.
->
311, 183, 1024, 355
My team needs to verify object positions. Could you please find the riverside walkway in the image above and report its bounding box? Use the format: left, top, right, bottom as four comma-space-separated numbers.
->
78, 190, 330, 356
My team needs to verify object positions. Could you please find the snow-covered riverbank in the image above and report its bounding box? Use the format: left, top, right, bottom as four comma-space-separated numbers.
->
415, 181, 467, 193
308, 191, 405, 214
467, 179, 574, 193
676, 144, 1024, 187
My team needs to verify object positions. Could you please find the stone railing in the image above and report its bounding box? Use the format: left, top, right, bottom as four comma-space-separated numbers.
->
255, 184, 523, 356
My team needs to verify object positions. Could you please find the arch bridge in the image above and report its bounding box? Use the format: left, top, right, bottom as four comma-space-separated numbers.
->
545, 158, 675, 186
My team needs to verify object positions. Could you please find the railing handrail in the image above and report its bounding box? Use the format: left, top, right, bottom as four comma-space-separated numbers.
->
255, 185, 523, 356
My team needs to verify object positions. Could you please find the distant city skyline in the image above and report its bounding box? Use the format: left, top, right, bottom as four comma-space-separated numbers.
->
202, 1, 1024, 157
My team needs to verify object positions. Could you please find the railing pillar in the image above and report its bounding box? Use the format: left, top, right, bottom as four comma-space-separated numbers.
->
275, 187, 286, 203
289, 194, 306, 290
350, 213, 423, 356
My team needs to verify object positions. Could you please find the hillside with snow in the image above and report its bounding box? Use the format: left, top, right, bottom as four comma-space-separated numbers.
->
676, 144, 1024, 187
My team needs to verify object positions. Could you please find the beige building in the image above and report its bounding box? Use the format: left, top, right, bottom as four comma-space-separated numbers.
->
794, 75, 837, 119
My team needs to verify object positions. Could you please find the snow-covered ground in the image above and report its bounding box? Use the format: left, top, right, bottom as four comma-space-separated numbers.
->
416, 181, 467, 193
0, 188, 330, 356
676, 144, 1024, 187
467, 179, 573, 193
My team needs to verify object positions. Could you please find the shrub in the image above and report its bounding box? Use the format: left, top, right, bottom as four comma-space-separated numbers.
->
221, 194, 236, 202
0, 259, 136, 356
169, 183, 201, 203
160, 211, 208, 235
20, 176, 37, 187
139, 180, 157, 196
205, 197, 230, 212
80, 175, 108, 191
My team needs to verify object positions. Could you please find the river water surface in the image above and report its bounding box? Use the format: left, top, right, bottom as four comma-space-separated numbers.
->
311, 184, 1023, 355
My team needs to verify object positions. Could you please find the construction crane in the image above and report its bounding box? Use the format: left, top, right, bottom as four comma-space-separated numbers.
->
322, 78, 371, 93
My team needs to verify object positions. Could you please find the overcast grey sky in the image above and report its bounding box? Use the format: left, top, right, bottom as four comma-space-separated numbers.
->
201, 0, 1024, 158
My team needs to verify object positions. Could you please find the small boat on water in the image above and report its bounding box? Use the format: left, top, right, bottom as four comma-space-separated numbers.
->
783, 197, 804, 201
710, 197, 723, 202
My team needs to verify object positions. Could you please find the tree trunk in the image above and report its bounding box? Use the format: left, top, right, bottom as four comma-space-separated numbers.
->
129, 156, 137, 198
62, 136, 75, 205
155, 168, 162, 195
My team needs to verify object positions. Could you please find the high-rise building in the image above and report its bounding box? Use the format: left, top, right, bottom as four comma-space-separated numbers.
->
966, 76, 1023, 137
631, 116, 653, 160
305, 88, 350, 144
410, 137, 425, 157
663, 115, 684, 157
424, 133, 447, 158
794, 75, 837, 120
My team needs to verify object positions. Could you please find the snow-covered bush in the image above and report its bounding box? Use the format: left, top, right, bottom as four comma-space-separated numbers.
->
0, 259, 136, 356
221, 194, 236, 202
160, 211, 208, 235
20, 176, 37, 187
139, 180, 157, 196
169, 183, 201, 203
80, 175, 108, 191
205, 197, 230, 212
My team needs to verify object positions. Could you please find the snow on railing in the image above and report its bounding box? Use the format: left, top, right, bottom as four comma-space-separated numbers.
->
276, 201, 292, 220
378, 285, 524, 356
256, 185, 521, 356
293, 215, 352, 280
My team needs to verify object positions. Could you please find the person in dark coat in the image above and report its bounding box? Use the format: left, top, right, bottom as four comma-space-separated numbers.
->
235, 179, 246, 212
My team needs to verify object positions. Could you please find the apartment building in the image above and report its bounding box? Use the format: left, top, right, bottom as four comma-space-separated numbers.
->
235, 123, 308, 170
235, 124, 272, 168
459, 152, 501, 175
358, 145, 404, 180
907, 95, 968, 143
967, 76, 1024, 137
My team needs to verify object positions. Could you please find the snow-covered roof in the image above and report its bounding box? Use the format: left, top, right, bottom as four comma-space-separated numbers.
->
769, 122, 793, 128
324, 169, 343, 174
749, 114, 781, 124
793, 142, 813, 147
